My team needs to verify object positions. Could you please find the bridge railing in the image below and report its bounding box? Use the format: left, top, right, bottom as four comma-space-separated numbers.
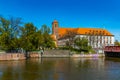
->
104, 46, 120, 52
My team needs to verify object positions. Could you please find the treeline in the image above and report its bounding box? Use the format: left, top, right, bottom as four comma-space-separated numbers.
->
0, 16, 55, 52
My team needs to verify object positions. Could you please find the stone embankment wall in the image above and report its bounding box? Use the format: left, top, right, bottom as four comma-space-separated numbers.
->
71, 54, 105, 58
29, 52, 40, 58
29, 50, 105, 58
29, 50, 70, 58
0, 53, 26, 60
0, 50, 105, 61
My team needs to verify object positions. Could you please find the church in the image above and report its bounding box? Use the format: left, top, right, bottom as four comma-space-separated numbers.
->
51, 20, 114, 51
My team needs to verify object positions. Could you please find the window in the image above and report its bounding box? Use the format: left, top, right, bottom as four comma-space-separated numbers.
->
55, 24, 57, 27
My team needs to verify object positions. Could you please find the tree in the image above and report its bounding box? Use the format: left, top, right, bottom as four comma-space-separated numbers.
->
9, 17, 22, 50
114, 40, 120, 46
34, 30, 44, 49
0, 16, 10, 50
41, 24, 55, 48
20, 23, 55, 50
74, 37, 92, 52
61, 30, 77, 50
0, 16, 22, 51
41, 24, 50, 34
0, 16, 56, 52
20, 23, 37, 51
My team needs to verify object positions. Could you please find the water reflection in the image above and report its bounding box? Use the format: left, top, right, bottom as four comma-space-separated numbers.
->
0, 58, 120, 80
71, 58, 105, 69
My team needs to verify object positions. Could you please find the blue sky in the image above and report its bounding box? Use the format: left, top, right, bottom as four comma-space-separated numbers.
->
0, 0, 120, 40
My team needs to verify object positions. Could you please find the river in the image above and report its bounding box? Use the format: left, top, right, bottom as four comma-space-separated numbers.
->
0, 57, 120, 80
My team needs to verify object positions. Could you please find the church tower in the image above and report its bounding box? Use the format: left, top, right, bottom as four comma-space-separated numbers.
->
52, 20, 59, 39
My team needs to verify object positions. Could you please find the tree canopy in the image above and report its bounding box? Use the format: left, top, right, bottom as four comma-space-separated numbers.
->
74, 37, 92, 52
114, 40, 120, 46
0, 16, 55, 52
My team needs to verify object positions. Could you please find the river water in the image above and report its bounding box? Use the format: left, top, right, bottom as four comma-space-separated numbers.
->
0, 57, 120, 80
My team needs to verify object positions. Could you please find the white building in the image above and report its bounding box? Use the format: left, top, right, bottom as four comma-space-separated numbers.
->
51, 20, 114, 52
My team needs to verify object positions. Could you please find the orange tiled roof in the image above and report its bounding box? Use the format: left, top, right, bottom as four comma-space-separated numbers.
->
58, 28, 78, 36
58, 28, 113, 36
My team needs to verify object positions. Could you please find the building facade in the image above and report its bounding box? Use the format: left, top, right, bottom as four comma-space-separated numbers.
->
51, 20, 114, 50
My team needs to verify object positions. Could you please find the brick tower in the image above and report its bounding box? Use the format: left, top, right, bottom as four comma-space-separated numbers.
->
52, 20, 59, 39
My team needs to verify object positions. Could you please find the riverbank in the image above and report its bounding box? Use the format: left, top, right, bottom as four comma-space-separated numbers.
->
34, 54, 105, 58
0, 53, 26, 60
29, 50, 105, 58
71, 54, 105, 58
0, 50, 105, 60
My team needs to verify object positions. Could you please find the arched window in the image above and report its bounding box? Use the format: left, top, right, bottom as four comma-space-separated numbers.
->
55, 24, 57, 27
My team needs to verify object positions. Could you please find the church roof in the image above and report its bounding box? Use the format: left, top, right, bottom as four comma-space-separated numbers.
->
58, 28, 113, 36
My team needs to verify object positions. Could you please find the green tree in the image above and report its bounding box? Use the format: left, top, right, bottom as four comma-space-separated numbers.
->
114, 40, 120, 46
0, 16, 10, 50
74, 37, 92, 52
34, 30, 44, 49
0, 16, 22, 51
0, 16, 55, 52
62, 30, 77, 50
9, 17, 22, 49
41, 24, 50, 34
20, 23, 37, 51
41, 24, 55, 48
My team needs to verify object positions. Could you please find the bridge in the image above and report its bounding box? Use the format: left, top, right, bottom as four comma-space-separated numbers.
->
104, 46, 120, 52
104, 46, 120, 57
